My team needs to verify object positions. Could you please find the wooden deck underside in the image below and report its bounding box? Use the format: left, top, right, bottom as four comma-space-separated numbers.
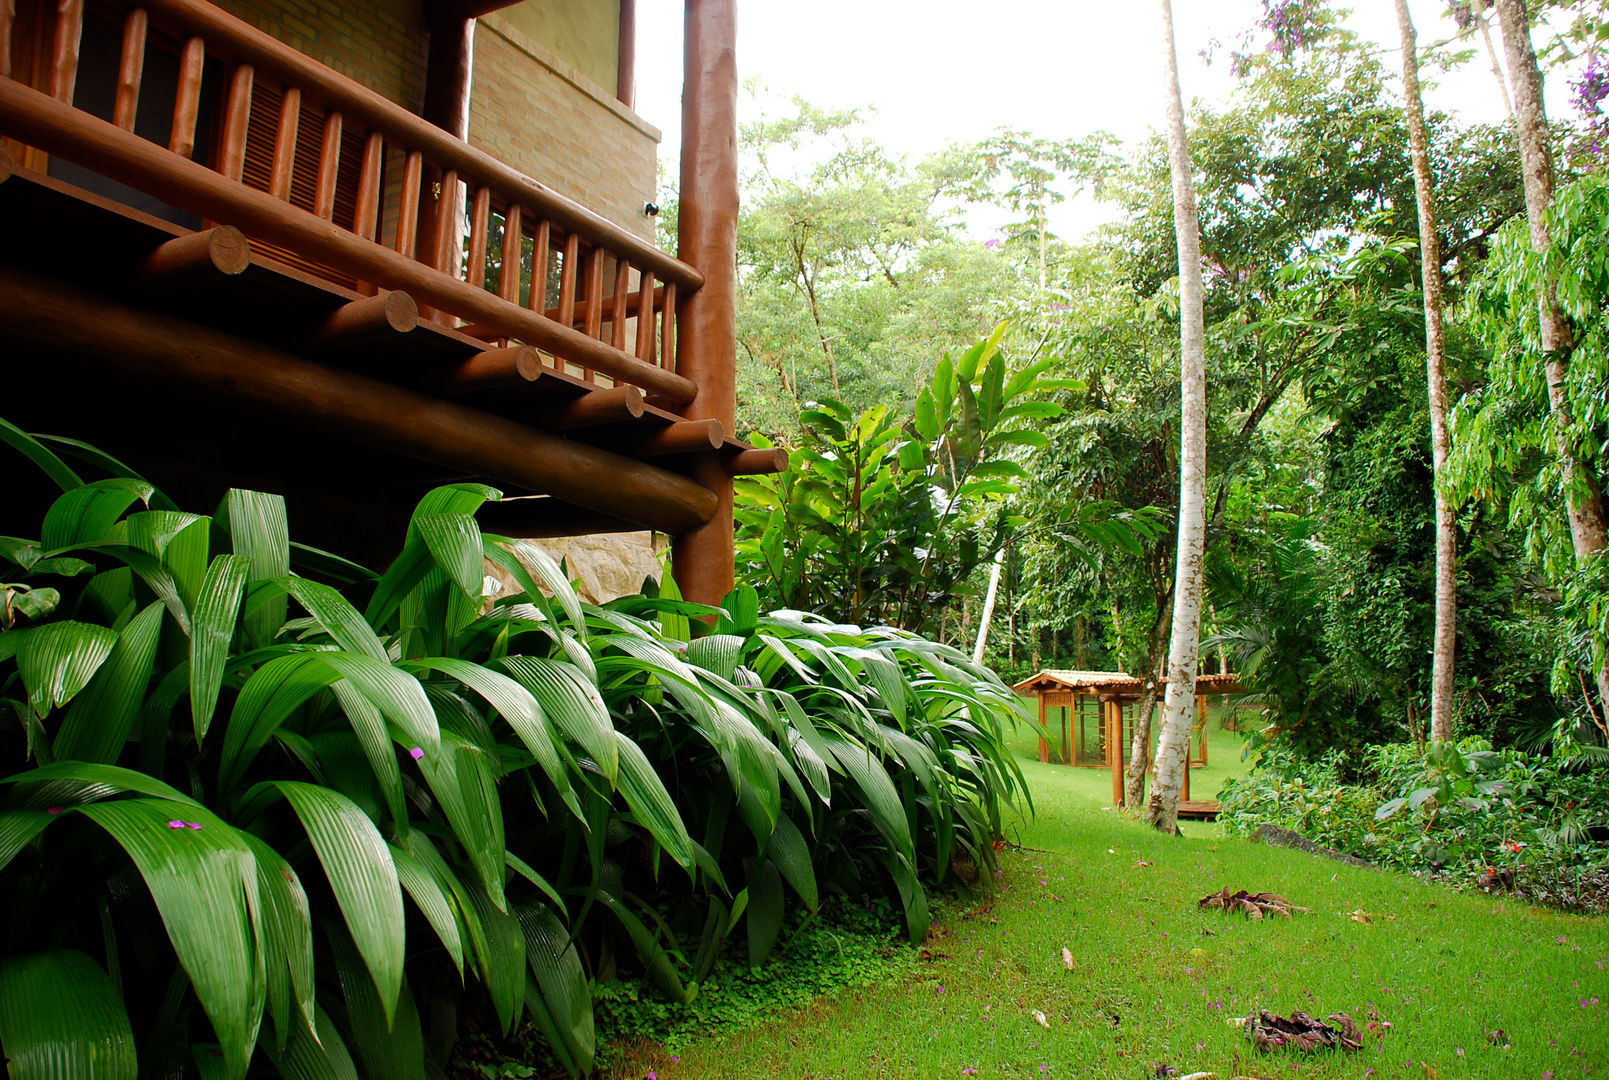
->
0, 168, 759, 559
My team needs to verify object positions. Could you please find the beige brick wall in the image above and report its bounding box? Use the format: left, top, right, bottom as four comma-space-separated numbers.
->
208, 0, 428, 112
469, 14, 660, 241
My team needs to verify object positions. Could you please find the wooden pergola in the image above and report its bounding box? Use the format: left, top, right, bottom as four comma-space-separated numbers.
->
1011, 669, 1245, 815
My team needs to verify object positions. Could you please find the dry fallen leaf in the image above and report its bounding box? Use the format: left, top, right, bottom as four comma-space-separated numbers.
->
1178, 1073, 1216, 1080
1061, 947, 1075, 970
1348, 909, 1372, 924
1031, 1008, 1051, 1029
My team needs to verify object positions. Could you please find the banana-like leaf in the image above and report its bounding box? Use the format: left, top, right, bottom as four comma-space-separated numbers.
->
40, 478, 153, 550
612, 731, 694, 869
766, 813, 818, 912
315, 652, 440, 759
498, 655, 615, 783
0, 949, 137, 1080
263, 1005, 360, 1080
13, 620, 117, 718
592, 887, 691, 1004
190, 554, 250, 742
505, 851, 565, 914
54, 602, 164, 763
0, 808, 53, 874
513, 899, 594, 1074
687, 634, 744, 682
267, 781, 404, 1026
742, 856, 785, 965
880, 852, 931, 940
238, 832, 315, 1049
413, 514, 485, 604
390, 842, 464, 975
327, 681, 407, 831
488, 537, 585, 636
76, 798, 262, 1080
217, 654, 343, 796
224, 491, 290, 651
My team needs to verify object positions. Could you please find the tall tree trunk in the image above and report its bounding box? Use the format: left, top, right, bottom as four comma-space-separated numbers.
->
1395, 0, 1459, 743
1476, 7, 1515, 120
1146, 0, 1208, 834
1493, 0, 1609, 718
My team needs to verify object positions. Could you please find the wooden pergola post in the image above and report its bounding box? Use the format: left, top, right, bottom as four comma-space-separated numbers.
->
671, 0, 737, 610
1106, 696, 1123, 807
1037, 690, 1050, 764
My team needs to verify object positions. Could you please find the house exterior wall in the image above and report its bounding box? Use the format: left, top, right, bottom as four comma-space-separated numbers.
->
469, 12, 659, 241
207, 0, 428, 112
202, 0, 658, 242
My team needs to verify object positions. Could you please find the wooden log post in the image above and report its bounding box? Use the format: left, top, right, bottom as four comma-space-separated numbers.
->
1107, 698, 1123, 807
1037, 691, 1049, 764
671, 0, 738, 610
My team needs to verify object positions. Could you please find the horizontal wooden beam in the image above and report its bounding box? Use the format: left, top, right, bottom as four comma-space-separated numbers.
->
622, 419, 724, 457
0, 268, 718, 532
724, 447, 788, 476
313, 290, 418, 347
427, 345, 541, 396
137, 226, 251, 292
476, 497, 644, 539
538, 385, 645, 431
0, 79, 698, 404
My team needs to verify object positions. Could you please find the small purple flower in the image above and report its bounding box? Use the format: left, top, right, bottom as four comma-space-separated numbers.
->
188, 822, 202, 830
410, 747, 425, 761
167, 820, 187, 829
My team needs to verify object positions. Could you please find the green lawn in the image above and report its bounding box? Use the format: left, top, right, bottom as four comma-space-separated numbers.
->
608, 713, 1609, 1079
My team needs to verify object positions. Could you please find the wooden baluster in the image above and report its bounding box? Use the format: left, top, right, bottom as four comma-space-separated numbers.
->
661, 281, 677, 370
582, 246, 604, 382
352, 131, 384, 295
112, 8, 147, 131
167, 37, 205, 158
1, 0, 16, 80
556, 232, 579, 326
218, 63, 253, 178
354, 132, 383, 240
313, 111, 342, 219
527, 219, 550, 313
610, 258, 631, 351
496, 203, 522, 303
395, 150, 422, 258
634, 269, 656, 362
51, 0, 84, 103
430, 168, 458, 271
467, 187, 490, 290
268, 86, 300, 200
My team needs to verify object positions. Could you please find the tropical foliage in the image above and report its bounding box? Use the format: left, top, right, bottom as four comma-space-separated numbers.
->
0, 423, 1030, 1079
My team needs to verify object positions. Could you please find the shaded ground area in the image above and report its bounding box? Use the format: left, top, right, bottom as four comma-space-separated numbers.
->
611, 716, 1609, 1079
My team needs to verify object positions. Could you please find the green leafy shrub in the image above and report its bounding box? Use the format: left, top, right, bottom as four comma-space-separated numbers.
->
1220, 738, 1609, 909
0, 422, 1029, 1079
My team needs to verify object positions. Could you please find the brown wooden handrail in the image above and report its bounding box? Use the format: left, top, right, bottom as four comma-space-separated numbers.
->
0, 0, 705, 404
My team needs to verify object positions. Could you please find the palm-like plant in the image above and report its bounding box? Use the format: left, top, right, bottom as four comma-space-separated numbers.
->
0, 422, 1030, 1079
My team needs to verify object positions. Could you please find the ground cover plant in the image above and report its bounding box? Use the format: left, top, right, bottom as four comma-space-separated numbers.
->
1219, 737, 1609, 911
609, 733, 1609, 1080
0, 422, 1032, 1080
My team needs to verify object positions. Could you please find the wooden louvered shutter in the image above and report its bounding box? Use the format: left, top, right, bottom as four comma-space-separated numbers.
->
239, 79, 362, 288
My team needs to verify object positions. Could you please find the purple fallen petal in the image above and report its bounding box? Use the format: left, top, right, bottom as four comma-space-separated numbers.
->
410, 747, 425, 760
168, 820, 186, 829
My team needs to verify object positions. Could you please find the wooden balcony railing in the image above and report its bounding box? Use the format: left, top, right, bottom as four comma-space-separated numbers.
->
0, 0, 702, 406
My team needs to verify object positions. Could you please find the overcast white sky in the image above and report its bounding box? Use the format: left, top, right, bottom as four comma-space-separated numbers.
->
630, 1, 1587, 240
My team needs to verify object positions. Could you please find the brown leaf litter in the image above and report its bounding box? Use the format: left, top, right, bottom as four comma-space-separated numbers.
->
1197, 887, 1310, 920
1245, 1009, 1363, 1053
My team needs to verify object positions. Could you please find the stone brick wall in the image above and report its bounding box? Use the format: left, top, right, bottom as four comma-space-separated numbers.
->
469, 13, 660, 241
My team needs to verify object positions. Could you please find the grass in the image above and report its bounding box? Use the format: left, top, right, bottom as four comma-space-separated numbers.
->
602, 714, 1609, 1080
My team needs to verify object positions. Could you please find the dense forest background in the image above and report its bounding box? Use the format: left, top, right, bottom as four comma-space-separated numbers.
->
664, 0, 1609, 762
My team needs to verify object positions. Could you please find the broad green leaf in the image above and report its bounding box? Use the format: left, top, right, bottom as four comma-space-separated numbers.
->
0, 808, 53, 874
390, 842, 464, 975
77, 799, 261, 1080
613, 731, 694, 869
268, 781, 404, 1026
592, 887, 690, 1004
41, 478, 152, 550
416, 734, 506, 911
225, 491, 290, 651
413, 514, 485, 603
238, 832, 315, 1049
0, 417, 84, 491
743, 856, 785, 965
467, 883, 526, 1036
514, 900, 594, 1074
498, 655, 614, 784
275, 576, 387, 660
264, 1005, 359, 1080
190, 555, 250, 742
54, 602, 164, 763
767, 813, 818, 912
14, 621, 117, 718
330, 933, 425, 1080
823, 737, 913, 861
0, 949, 136, 1080
218, 654, 343, 797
